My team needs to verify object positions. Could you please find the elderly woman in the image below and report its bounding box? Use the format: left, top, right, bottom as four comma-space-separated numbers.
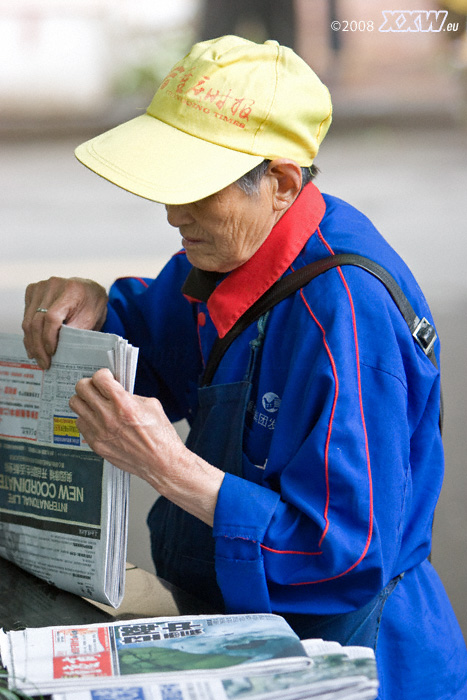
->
22, 36, 466, 700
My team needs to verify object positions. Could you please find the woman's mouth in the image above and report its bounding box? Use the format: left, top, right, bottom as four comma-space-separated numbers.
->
182, 235, 204, 247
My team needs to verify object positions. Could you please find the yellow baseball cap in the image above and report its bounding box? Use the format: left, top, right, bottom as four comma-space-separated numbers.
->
75, 35, 332, 205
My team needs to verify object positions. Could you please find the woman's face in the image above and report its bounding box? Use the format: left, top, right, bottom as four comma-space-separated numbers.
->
165, 178, 279, 273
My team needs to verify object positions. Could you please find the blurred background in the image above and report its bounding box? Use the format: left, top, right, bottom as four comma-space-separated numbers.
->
1, 0, 467, 637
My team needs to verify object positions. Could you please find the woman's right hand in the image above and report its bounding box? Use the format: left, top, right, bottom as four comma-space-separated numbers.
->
22, 276, 109, 369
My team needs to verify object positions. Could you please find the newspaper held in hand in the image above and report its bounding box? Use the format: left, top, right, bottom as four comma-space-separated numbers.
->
0, 326, 139, 608
0, 613, 378, 700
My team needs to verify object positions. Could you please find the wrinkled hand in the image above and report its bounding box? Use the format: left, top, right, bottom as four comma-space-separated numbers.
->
23, 277, 108, 369
69, 369, 224, 525
69, 368, 185, 484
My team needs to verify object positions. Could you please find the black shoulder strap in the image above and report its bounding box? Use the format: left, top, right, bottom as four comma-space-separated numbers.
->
202, 253, 438, 388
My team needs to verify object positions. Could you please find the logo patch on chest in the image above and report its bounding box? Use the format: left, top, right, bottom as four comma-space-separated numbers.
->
261, 392, 281, 413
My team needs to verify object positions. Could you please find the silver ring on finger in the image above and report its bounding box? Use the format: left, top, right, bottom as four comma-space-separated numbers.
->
36, 307, 48, 313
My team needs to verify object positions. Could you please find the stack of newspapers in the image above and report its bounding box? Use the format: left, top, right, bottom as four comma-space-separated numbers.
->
0, 326, 138, 608
0, 613, 379, 700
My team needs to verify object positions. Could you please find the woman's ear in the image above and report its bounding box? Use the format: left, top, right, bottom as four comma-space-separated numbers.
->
267, 159, 303, 213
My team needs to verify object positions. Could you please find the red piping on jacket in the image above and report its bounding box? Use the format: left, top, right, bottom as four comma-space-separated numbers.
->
117, 276, 149, 288
259, 228, 374, 585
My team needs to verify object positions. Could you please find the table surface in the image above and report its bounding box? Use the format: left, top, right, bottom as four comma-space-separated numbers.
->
0, 557, 180, 632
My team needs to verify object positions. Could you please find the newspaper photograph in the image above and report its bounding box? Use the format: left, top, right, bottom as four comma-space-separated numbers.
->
0, 614, 312, 696
48, 639, 378, 700
0, 326, 138, 607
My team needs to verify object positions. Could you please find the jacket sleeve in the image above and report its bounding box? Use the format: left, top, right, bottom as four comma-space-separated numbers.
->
102, 252, 202, 423
212, 265, 443, 615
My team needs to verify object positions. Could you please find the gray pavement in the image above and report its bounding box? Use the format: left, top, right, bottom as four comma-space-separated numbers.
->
2, 124, 467, 638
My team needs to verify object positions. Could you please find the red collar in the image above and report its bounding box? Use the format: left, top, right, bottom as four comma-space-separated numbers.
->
184, 182, 326, 338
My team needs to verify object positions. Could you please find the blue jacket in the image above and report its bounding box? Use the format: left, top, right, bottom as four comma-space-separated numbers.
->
103, 183, 467, 699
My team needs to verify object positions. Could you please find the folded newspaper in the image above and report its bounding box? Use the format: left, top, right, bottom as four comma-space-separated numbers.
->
0, 326, 139, 608
0, 613, 378, 700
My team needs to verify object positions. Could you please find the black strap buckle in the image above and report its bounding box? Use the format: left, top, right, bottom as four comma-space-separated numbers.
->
412, 317, 437, 356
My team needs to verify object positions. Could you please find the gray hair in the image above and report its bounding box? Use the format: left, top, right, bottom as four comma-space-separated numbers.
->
236, 159, 319, 196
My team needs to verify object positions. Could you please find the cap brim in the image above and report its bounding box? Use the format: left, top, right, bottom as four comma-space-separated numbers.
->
74, 113, 264, 205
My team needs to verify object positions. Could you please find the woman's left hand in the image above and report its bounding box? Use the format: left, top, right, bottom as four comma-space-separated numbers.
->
69, 368, 224, 526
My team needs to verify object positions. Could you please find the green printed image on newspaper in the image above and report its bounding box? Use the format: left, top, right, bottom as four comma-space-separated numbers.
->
111, 616, 306, 675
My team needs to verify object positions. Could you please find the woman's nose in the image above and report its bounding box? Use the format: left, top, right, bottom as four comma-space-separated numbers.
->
165, 204, 194, 228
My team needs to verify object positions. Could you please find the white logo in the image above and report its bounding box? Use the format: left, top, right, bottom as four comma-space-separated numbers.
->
330, 11, 458, 34
379, 10, 449, 33
261, 392, 281, 413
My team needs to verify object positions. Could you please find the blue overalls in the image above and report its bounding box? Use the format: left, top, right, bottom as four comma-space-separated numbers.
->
148, 313, 401, 648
